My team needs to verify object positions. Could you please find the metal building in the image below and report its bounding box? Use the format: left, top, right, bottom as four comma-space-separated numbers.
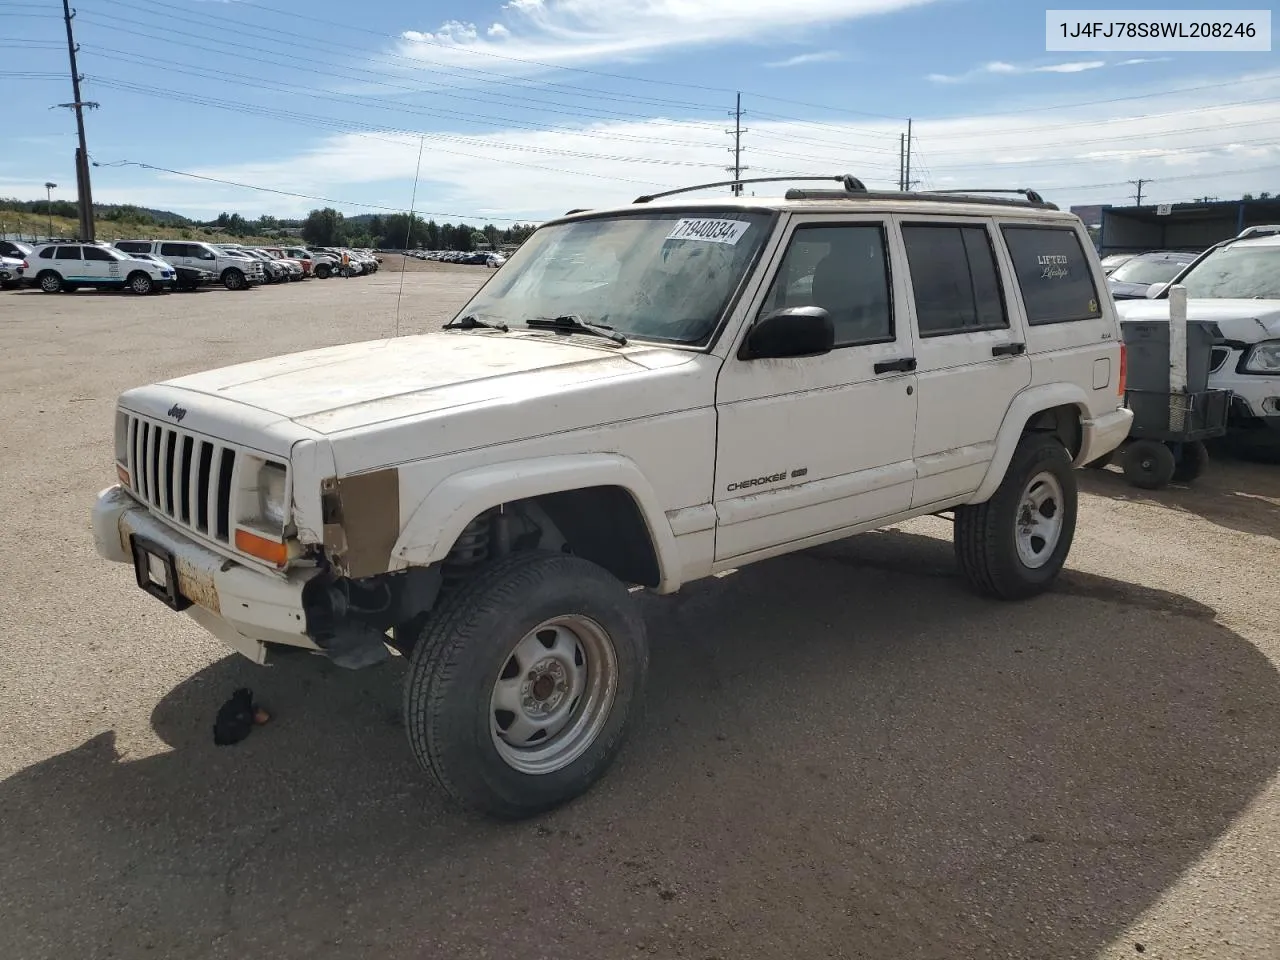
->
1078, 197, 1280, 255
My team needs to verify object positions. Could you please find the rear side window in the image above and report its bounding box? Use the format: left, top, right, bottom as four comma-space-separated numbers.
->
160, 242, 187, 257
901, 223, 1007, 337
1001, 225, 1102, 325
54, 246, 80, 260
116, 241, 148, 253
39, 246, 57, 258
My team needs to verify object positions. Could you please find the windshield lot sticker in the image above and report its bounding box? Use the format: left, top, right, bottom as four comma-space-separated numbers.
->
665, 218, 751, 245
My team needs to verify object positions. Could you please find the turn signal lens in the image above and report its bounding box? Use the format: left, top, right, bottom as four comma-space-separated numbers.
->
116, 464, 130, 486
235, 528, 289, 567
1117, 343, 1128, 397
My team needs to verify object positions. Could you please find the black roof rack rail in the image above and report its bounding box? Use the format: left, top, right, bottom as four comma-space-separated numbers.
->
782, 186, 1058, 210
633, 175, 866, 204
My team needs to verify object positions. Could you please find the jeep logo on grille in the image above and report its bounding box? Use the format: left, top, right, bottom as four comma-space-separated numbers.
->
166, 403, 187, 423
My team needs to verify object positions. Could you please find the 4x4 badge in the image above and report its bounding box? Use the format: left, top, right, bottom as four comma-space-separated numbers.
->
166, 403, 187, 423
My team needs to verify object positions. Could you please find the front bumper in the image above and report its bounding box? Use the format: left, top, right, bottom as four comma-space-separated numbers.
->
1076, 407, 1134, 466
92, 485, 322, 664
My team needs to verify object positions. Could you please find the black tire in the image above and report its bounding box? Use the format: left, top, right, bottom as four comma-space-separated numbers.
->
315, 263, 332, 279
127, 271, 154, 295
954, 433, 1078, 601
222, 268, 246, 291
38, 271, 63, 294
403, 550, 649, 820
1170, 439, 1209, 483
1122, 439, 1176, 489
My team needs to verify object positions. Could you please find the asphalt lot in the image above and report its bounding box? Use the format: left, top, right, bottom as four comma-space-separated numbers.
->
2, 267, 1279, 960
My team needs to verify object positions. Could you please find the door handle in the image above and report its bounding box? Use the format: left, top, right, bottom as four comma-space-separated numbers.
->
874, 357, 917, 374
992, 342, 1026, 357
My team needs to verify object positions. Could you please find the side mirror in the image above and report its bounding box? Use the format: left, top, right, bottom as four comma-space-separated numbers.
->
741, 306, 835, 360
1146, 282, 1169, 299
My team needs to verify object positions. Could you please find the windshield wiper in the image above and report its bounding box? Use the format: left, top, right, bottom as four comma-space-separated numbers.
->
444, 314, 509, 332
527, 315, 627, 345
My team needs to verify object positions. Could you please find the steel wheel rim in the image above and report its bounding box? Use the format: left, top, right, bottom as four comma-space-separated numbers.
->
1015, 470, 1065, 569
489, 614, 618, 775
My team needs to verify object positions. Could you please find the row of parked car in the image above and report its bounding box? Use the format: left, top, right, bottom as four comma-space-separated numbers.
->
0, 238, 382, 294
397, 249, 507, 267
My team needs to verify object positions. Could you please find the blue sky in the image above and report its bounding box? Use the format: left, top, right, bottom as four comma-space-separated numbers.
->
2, 0, 1277, 226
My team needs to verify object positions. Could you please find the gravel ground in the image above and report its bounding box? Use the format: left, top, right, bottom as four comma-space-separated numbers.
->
1, 272, 1278, 960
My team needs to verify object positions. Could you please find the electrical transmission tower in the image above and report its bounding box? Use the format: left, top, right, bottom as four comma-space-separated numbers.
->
726, 92, 748, 195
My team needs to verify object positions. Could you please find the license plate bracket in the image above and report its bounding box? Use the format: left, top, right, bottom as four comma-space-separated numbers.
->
130, 534, 192, 611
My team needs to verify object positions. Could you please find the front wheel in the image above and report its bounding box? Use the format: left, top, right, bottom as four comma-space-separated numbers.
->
954, 433, 1078, 601
222, 268, 246, 291
315, 263, 332, 279
1122, 439, 1176, 489
403, 550, 649, 820
127, 271, 154, 295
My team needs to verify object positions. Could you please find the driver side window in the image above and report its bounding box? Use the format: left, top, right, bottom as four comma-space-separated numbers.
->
759, 223, 893, 347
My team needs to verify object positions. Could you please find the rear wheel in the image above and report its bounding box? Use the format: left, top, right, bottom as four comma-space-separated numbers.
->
38, 271, 63, 294
315, 263, 332, 279
1170, 440, 1209, 483
403, 550, 648, 819
954, 433, 1078, 600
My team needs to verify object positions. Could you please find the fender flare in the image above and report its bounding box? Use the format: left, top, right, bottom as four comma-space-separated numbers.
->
965, 382, 1092, 504
390, 453, 683, 593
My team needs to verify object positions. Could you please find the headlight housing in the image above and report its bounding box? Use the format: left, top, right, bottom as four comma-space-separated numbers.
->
257, 462, 288, 527
1242, 340, 1280, 375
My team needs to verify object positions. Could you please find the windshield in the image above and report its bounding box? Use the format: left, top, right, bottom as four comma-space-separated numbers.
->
1176, 244, 1280, 299
1110, 257, 1190, 285
455, 209, 774, 344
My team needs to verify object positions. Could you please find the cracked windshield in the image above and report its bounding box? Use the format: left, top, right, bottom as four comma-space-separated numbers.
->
460, 210, 772, 343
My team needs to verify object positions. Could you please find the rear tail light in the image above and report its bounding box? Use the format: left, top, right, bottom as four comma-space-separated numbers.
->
1117, 342, 1128, 397
21, 260, 29, 270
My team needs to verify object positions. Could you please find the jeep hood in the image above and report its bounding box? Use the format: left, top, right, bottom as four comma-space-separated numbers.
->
1114, 298, 1280, 342
158, 331, 700, 435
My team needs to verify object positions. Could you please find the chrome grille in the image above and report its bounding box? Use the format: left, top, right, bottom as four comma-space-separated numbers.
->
125, 414, 238, 544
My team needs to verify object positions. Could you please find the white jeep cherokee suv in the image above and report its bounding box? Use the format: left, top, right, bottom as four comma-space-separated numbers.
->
91, 177, 1132, 818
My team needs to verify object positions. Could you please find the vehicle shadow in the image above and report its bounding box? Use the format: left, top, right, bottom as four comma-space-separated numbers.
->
1081, 451, 1280, 540
2, 532, 1276, 960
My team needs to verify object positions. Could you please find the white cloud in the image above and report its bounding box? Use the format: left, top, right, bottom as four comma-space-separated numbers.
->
1119, 57, 1174, 65
765, 51, 844, 68
929, 59, 1107, 83
11, 72, 1276, 222
398, 0, 938, 73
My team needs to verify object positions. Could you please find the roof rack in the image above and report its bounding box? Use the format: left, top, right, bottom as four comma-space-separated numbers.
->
782, 185, 1058, 210
633, 175, 866, 204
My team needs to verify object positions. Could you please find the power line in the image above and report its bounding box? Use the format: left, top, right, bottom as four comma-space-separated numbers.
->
90, 159, 538, 223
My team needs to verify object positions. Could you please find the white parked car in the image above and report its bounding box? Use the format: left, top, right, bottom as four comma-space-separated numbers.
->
92, 178, 1131, 819
1115, 228, 1280, 455
25, 241, 175, 294
113, 239, 265, 291
0, 254, 24, 289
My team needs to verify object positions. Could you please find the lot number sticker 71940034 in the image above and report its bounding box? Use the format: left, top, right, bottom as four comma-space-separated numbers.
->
665, 218, 752, 244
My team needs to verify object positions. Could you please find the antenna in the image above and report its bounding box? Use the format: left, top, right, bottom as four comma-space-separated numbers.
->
395, 134, 426, 338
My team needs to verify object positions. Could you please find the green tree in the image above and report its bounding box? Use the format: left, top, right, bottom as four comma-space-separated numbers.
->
301, 207, 346, 246
482, 224, 499, 249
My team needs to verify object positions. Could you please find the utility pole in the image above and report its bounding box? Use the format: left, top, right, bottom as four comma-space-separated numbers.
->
1129, 178, 1150, 206
59, 0, 97, 242
44, 182, 56, 239
904, 118, 913, 192
898, 134, 905, 191
726, 92, 748, 195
